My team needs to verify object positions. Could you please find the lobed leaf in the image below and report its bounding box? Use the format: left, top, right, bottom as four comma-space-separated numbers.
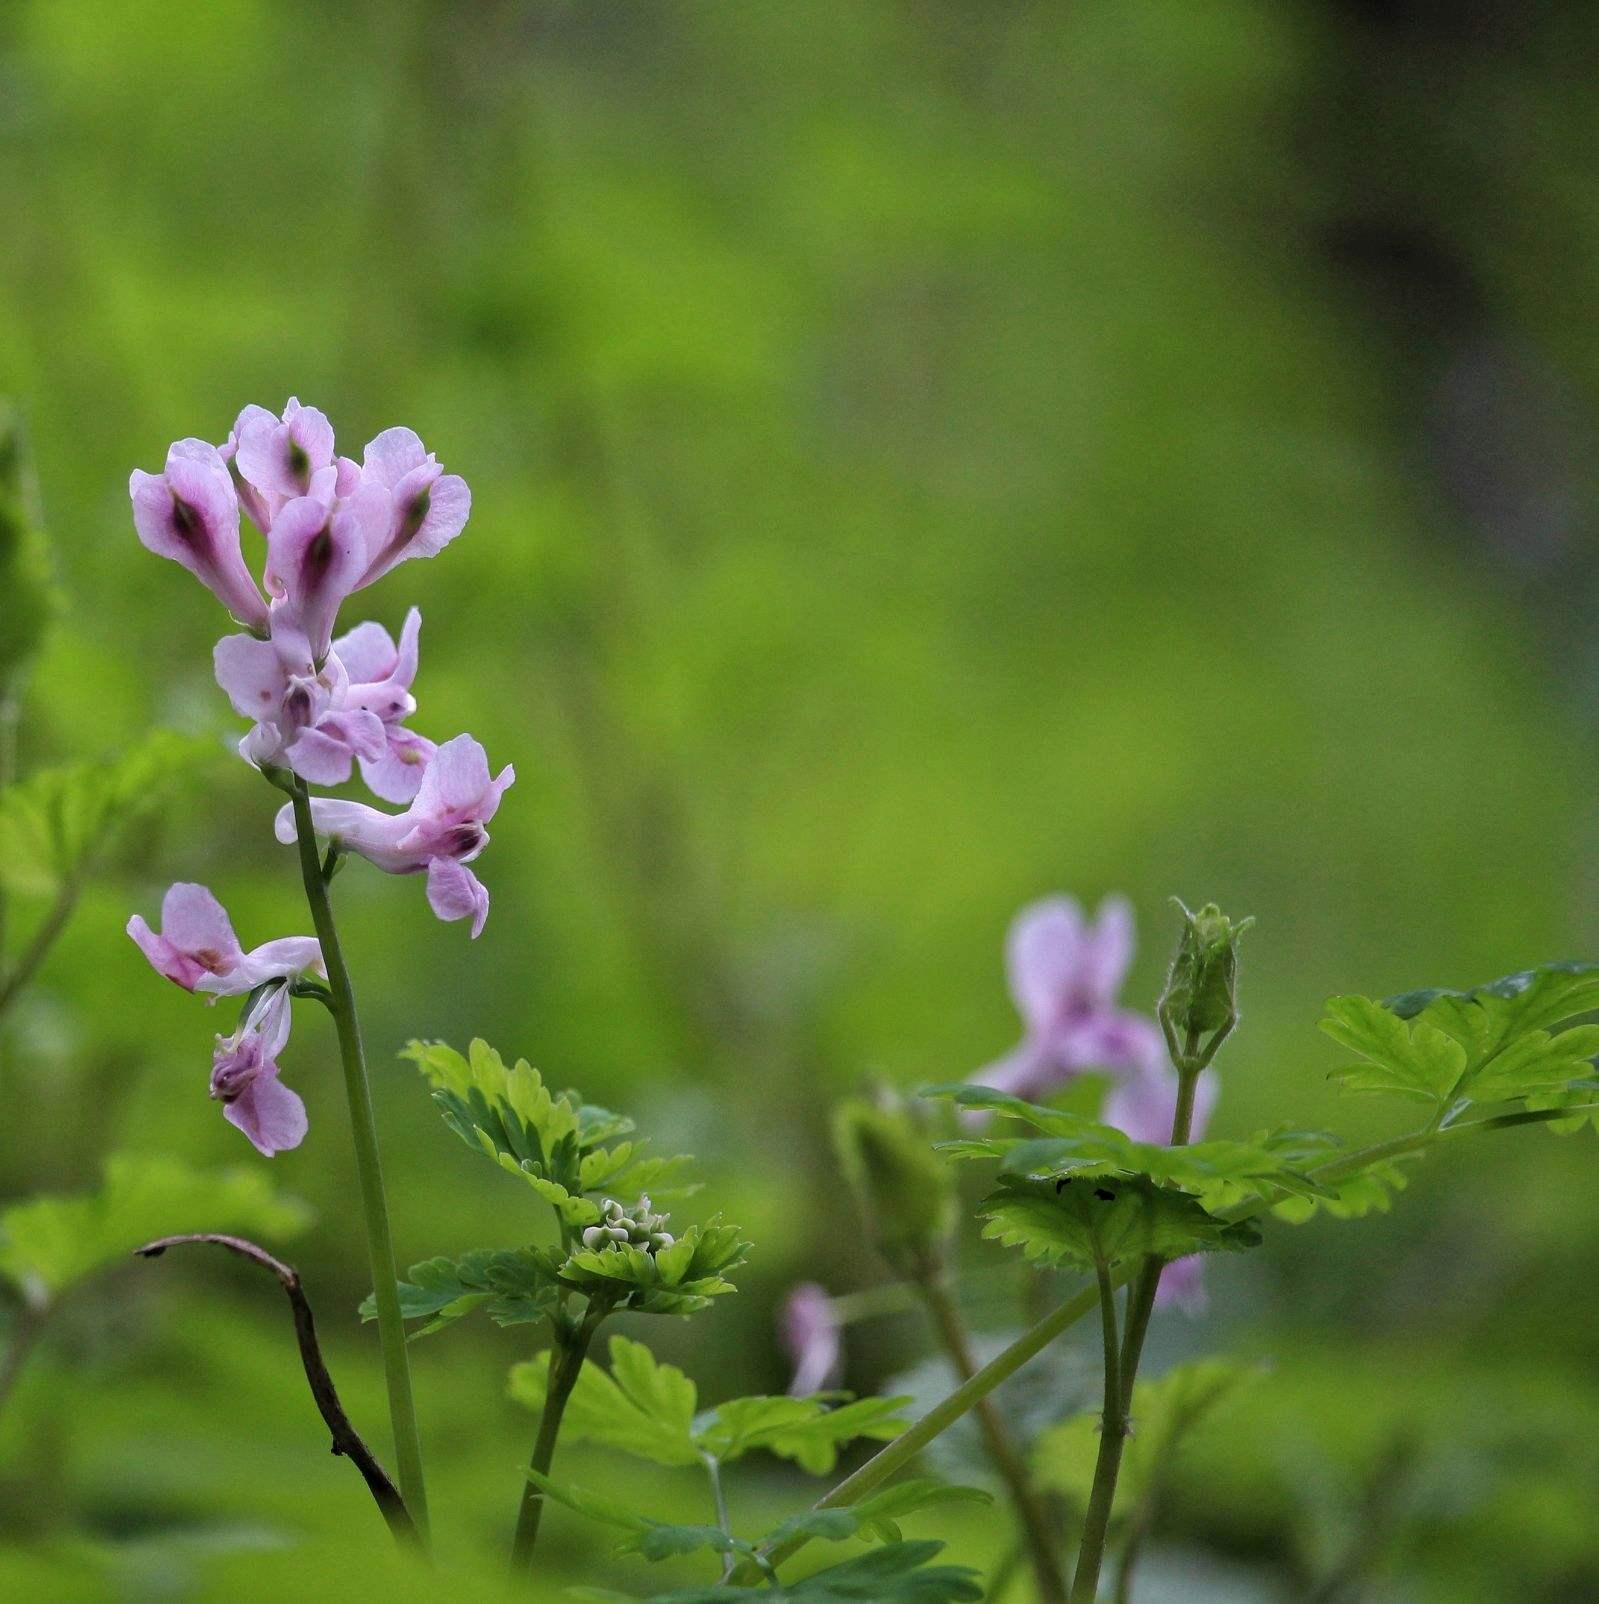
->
978, 1172, 1261, 1272
1325, 965, 1599, 1117
364, 1246, 562, 1338
695, 1392, 910, 1474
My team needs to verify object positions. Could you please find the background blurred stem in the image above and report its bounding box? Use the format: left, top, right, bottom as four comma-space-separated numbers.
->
913, 1269, 1066, 1603
288, 783, 429, 1546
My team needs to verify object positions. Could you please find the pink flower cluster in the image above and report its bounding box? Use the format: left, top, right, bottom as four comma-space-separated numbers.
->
127, 400, 515, 1155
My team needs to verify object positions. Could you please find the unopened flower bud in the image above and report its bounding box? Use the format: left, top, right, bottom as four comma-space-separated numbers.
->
1158, 899, 1253, 1063
832, 1090, 955, 1275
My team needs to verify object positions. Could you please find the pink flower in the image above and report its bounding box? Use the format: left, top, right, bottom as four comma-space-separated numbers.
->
332, 607, 436, 802
971, 896, 1164, 1102
346, 427, 471, 589
229, 398, 336, 529
273, 734, 513, 937
214, 622, 387, 789
1103, 1063, 1219, 1315
129, 440, 269, 630
780, 1282, 843, 1396
127, 883, 322, 996
210, 985, 307, 1156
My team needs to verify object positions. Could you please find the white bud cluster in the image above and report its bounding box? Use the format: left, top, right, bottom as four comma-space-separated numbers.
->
580, 1194, 675, 1254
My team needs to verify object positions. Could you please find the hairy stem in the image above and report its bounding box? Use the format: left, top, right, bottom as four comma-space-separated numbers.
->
1070, 1263, 1127, 1602
511, 1300, 607, 1576
915, 1272, 1066, 1603
135, 1232, 417, 1543
704, 1452, 736, 1582
727, 1106, 1590, 1585
288, 783, 429, 1543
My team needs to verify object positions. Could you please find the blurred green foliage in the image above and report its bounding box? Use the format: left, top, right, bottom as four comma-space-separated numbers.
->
2, 0, 1599, 1598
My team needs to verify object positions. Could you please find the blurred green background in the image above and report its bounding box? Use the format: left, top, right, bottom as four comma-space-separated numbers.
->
3, 0, 1599, 1598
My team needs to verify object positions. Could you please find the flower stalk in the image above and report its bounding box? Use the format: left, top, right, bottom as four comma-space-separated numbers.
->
287, 780, 429, 1544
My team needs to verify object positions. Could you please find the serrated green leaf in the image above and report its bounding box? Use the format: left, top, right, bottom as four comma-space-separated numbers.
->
1320, 995, 1466, 1106
0, 1153, 310, 1304
509, 1335, 701, 1466
695, 1392, 910, 1474
364, 1247, 561, 1337
1325, 965, 1599, 1117
979, 1172, 1261, 1271
1034, 1358, 1259, 1515
929, 1087, 1336, 1212
1271, 1156, 1413, 1223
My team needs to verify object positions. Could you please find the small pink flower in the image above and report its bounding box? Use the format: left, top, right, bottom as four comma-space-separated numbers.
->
1103, 1064, 1219, 1315
210, 986, 307, 1156
127, 882, 322, 996
332, 607, 436, 802
972, 896, 1164, 1103
230, 398, 336, 526
273, 734, 513, 937
214, 623, 387, 789
129, 440, 269, 630
779, 1282, 843, 1396
347, 426, 471, 589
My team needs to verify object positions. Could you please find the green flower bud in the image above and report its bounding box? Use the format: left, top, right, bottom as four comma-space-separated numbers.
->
1158, 899, 1253, 1063
832, 1091, 955, 1273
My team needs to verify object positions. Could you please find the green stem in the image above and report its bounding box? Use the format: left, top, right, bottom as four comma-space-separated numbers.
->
1070, 1262, 1126, 1602
288, 784, 428, 1544
0, 691, 16, 973
510, 1300, 607, 1575
915, 1272, 1066, 1604
704, 1452, 736, 1582
727, 1105, 1591, 1585
0, 876, 80, 1021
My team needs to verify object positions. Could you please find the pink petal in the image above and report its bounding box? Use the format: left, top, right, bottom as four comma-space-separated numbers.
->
413, 734, 491, 816
1078, 895, 1136, 1007
331, 619, 399, 686
264, 496, 366, 659
1006, 897, 1085, 1035
426, 857, 489, 937
414, 472, 470, 558
225, 1073, 308, 1156
359, 728, 435, 804
1154, 1255, 1207, 1314
223, 937, 325, 991
283, 726, 358, 786
127, 914, 203, 990
361, 426, 429, 488
214, 634, 286, 721
160, 883, 243, 971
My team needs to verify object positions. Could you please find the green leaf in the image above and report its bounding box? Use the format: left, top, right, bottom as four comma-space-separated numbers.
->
695, 1392, 910, 1474
0, 733, 216, 900
0, 1153, 310, 1304
560, 1215, 750, 1315
570, 1541, 982, 1602
978, 1172, 1261, 1272
1034, 1358, 1259, 1515
1324, 965, 1599, 1117
763, 1481, 993, 1549
926, 1085, 1336, 1210
832, 1095, 955, 1267
508, 1335, 700, 1467
364, 1247, 561, 1338
1271, 1156, 1413, 1224
402, 1038, 699, 1212
1319, 994, 1467, 1105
